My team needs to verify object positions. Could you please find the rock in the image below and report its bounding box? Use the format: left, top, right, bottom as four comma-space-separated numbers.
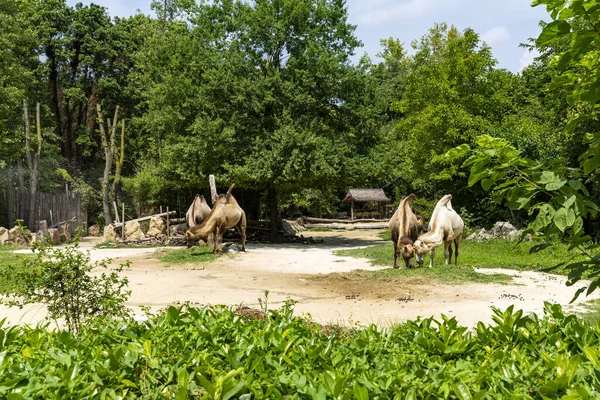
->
524, 233, 533, 242
0, 227, 8, 245
466, 228, 491, 241
88, 224, 100, 236
125, 220, 144, 241
29, 233, 40, 245
60, 230, 71, 243
9, 227, 27, 246
47, 228, 61, 245
491, 221, 517, 239
37, 220, 48, 237
170, 223, 188, 236
147, 217, 166, 236
282, 219, 306, 236
103, 225, 117, 243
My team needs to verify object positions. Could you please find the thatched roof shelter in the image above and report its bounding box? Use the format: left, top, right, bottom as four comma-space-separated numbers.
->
343, 188, 390, 220
343, 188, 391, 203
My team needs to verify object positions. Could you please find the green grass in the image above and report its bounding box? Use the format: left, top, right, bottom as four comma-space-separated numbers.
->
159, 247, 221, 264
0, 246, 35, 294
334, 235, 587, 285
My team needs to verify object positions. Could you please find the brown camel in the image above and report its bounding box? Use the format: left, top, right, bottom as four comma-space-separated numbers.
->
186, 194, 212, 228
388, 193, 419, 268
185, 184, 246, 254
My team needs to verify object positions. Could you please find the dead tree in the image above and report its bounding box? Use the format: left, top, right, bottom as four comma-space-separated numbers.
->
110, 118, 125, 205
23, 100, 42, 229
97, 103, 119, 226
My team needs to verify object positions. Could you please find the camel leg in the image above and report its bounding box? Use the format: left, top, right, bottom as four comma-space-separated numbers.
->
445, 240, 452, 265
217, 226, 224, 255
391, 232, 398, 269
428, 248, 435, 269
454, 235, 461, 265
212, 227, 219, 255
238, 211, 247, 252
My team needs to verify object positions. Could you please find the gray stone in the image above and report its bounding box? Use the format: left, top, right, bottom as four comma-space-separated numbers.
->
147, 217, 166, 236
170, 223, 188, 236
125, 220, 144, 241
29, 233, 40, 245
37, 220, 48, 237
491, 221, 517, 239
466, 228, 491, 241
282, 219, 305, 236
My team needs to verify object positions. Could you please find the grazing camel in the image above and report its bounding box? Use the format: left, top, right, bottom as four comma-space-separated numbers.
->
413, 194, 464, 268
388, 193, 419, 269
185, 184, 246, 254
186, 194, 212, 228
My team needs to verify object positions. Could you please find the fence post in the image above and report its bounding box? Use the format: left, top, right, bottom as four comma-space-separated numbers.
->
166, 206, 170, 238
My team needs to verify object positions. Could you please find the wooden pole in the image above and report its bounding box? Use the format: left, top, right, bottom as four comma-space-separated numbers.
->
121, 203, 125, 240
160, 205, 163, 214
209, 175, 218, 205
113, 201, 120, 223
166, 206, 170, 237
351, 200, 354, 221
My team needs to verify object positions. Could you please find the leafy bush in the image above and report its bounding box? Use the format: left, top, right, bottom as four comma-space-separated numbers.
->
0, 241, 131, 333
1, 303, 600, 398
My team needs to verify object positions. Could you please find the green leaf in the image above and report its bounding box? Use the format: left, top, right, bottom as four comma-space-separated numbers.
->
353, 382, 369, 400
546, 179, 566, 191
444, 144, 470, 159
554, 207, 576, 232
481, 178, 495, 191
452, 381, 472, 400
536, 20, 571, 46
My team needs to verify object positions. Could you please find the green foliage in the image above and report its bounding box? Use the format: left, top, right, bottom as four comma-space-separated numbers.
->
0, 241, 131, 333
1, 303, 600, 397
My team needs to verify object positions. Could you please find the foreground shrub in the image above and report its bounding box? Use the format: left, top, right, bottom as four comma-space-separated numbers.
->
1, 302, 600, 398
0, 241, 131, 333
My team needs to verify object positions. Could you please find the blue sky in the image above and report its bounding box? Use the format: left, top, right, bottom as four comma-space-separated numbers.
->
66, 0, 548, 72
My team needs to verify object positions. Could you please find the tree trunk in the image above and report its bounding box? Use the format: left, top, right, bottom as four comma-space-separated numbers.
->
24, 101, 42, 230
268, 184, 279, 241
97, 103, 118, 226
16, 158, 25, 220
209, 174, 218, 205
111, 119, 125, 204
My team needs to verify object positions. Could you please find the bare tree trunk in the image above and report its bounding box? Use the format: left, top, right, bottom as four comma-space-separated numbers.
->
268, 184, 279, 241
16, 158, 25, 220
209, 175, 218, 205
97, 103, 118, 226
110, 119, 125, 204
24, 101, 42, 230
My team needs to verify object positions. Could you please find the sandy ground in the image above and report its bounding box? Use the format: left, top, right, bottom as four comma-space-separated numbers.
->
3, 230, 600, 328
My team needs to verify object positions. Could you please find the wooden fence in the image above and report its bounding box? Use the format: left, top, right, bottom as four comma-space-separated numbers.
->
0, 189, 87, 234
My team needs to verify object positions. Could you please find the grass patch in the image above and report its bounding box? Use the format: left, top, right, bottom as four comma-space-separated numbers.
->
575, 299, 600, 325
334, 237, 588, 285
95, 242, 165, 249
159, 247, 220, 264
0, 246, 36, 294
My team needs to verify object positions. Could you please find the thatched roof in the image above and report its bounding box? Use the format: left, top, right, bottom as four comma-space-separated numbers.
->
343, 188, 391, 203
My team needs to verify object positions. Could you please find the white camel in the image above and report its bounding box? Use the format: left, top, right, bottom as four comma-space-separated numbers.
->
413, 194, 464, 268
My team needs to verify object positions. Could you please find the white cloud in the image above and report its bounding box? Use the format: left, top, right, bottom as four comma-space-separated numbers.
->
481, 26, 510, 45
354, 0, 447, 25
518, 49, 540, 71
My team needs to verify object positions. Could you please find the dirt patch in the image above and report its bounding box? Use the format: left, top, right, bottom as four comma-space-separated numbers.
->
3, 231, 600, 328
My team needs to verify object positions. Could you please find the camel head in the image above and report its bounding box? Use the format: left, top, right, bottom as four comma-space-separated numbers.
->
398, 236, 415, 268
185, 230, 196, 248
185, 228, 208, 248
413, 239, 431, 266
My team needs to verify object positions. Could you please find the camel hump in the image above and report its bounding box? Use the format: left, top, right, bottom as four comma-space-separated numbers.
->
405, 193, 416, 202
227, 184, 235, 196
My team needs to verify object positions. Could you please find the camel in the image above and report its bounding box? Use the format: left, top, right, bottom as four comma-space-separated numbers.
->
413, 194, 464, 268
388, 193, 419, 269
185, 184, 246, 254
186, 194, 212, 228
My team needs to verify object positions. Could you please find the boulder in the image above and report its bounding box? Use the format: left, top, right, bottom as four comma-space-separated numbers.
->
29, 233, 40, 245
60, 230, 71, 243
103, 225, 117, 243
170, 223, 188, 236
147, 217, 166, 236
47, 228, 61, 245
9, 227, 27, 246
0, 227, 9, 245
466, 228, 491, 241
491, 221, 517, 239
125, 220, 144, 241
88, 224, 100, 236
282, 219, 306, 236
37, 220, 48, 237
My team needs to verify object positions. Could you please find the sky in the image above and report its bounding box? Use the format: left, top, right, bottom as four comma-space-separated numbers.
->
66, 0, 549, 73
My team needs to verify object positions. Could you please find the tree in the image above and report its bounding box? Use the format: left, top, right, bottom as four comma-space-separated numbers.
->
23, 101, 42, 229
97, 104, 119, 226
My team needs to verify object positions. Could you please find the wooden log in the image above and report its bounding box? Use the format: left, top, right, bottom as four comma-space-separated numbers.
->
112, 211, 176, 227
113, 201, 120, 223
166, 206, 170, 238
300, 217, 389, 224
49, 216, 76, 229
121, 203, 125, 241
304, 223, 389, 230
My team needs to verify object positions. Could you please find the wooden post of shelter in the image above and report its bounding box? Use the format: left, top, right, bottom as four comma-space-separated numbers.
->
351, 200, 354, 221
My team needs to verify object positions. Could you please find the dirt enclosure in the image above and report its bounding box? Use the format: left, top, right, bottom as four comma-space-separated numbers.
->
4, 230, 600, 328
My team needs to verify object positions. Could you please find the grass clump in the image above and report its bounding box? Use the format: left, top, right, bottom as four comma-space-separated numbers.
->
0, 246, 36, 294
159, 246, 219, 264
